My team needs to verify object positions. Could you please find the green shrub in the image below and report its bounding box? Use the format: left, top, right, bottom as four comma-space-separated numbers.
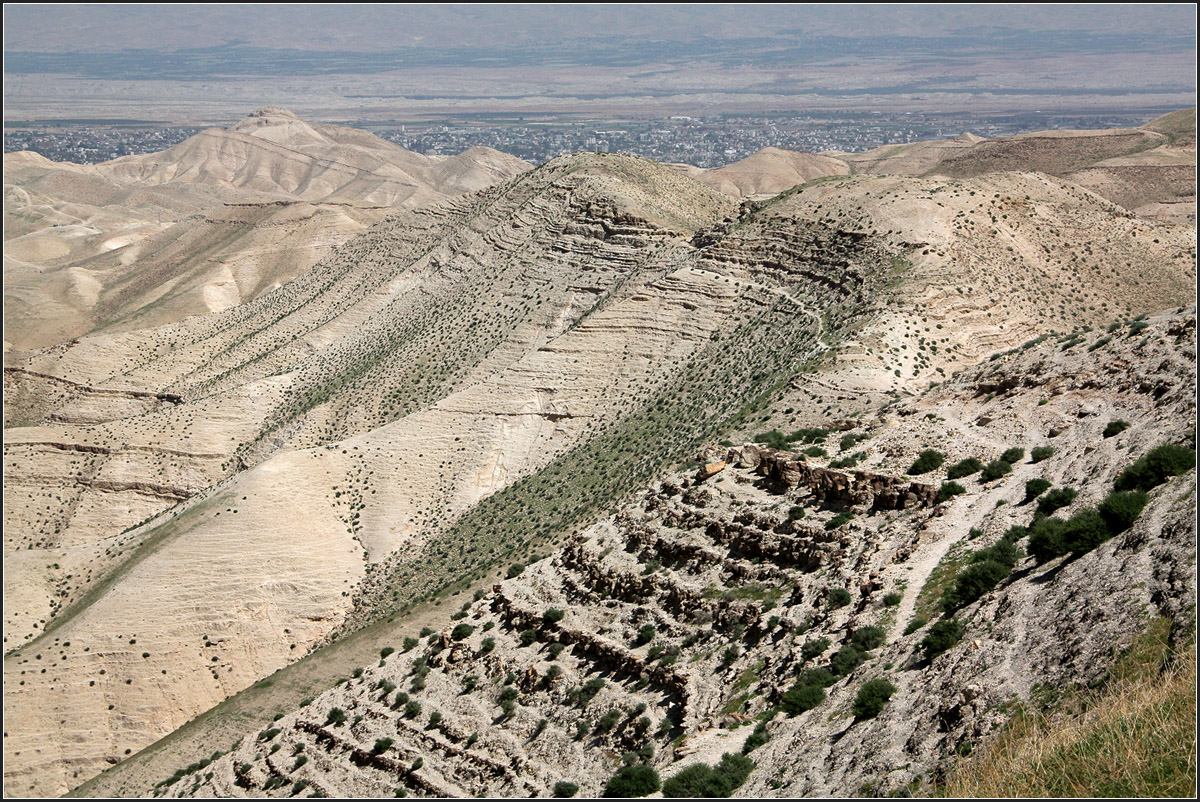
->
451, 623, 475, 641
1030, 446, 1055, 463
883, 592, 902, 607
829, 645, 866, 676
519, 629, 538, 647
1037, 487, 1077, 516
851, 626, 887, 651
553, 781, 580, 798
634, 624, 656, 646
428, 711, 443, 727
825, 511, 854, 530
603, 765, 660, 798
980, 460, 1013, 482
942, 560, 1010, 611
543, 608, 565, 625
753, 430, 790, 450
921, 618, 965, 661
1000, 447, 1025, 464
797, 667, 837, 688
372, 738, 393, 755
1061, 508, 1111, 554
840, 433, 867, 451
594, 709, 622, 734
903, 617, 928, 636
1027, 516, 1069, 563
971, 538, 1019, 568
827, 588, 852, 609
830, 453, 863, 469
662, 753, 754, 798
402, 637, 418, 651
1114, 444, 1196, 492
325, 707, 347, 726
946, 458, 984, 479
1103, 420, 1131, 438
908, 450, 946, 475
804, 445, 828, 458
789, 427, 829, 444
1098, 490, 1149, 534
801, 637, 831, 661
506, 563, 525, 579
742, 721, 770, 754
780, 682, 825, 715
404, 701, 421, 719
480, 637, 496, 653
1024, 478, 1052, 503
787, 505, 806, 521
853, 679, 898, 720
573, 678, 605, 709
1002, 524, 1027, 543
936, 481, 967, 504
547, 642, 566, 660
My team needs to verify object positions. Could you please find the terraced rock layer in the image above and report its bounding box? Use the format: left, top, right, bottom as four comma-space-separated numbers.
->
157, 308, 1196, 799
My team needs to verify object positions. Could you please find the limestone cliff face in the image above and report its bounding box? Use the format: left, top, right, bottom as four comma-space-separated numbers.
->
157, 308, 1195, 799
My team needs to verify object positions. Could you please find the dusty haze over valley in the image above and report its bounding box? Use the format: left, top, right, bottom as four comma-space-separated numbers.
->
3, 5, 1197, 800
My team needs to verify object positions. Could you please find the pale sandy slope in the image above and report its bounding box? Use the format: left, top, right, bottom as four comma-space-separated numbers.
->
673, 146, 850, 198
826, 108, 1196, 225
3, 108, 531, 351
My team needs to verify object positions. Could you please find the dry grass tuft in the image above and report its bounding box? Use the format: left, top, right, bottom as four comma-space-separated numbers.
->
938, 617, 1197, 798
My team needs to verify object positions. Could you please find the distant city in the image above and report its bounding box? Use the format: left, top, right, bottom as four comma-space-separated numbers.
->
4, 110, 1161, 167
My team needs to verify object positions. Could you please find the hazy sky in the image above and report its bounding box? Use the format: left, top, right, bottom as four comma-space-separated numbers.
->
4, 4, 1193, 123
5, 4, 1196, 56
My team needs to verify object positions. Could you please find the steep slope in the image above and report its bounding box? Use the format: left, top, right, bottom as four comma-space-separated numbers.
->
704, 170, 1195, 433
3, 153, 742, 796
3, 108, 532, 351
4, 199, 394, 350
5, 149, 1195, 797
154, 306, 1196, 799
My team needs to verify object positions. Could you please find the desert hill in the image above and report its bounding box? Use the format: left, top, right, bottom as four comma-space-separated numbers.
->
3, 108, 531, 351
95, 108, 530, 207
827, 109, 1197, 226
4, 145, 1195, 797
673, 147, 850, 198
151, 305, 1196, 799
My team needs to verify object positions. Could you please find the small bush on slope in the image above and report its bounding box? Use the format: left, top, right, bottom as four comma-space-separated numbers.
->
1023, 478, 1051, 503
946, 457, 984, 479
909, 450, 946, 475
1097, 490, 1149, 534
1114, 444, 1196, 492
1036, 487, 1077, 517
662, 753, 754, 798
602, 765, 660, 798
921, 618, 965, 662
980, 460, 1013, 482
853, 679, 898, 720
